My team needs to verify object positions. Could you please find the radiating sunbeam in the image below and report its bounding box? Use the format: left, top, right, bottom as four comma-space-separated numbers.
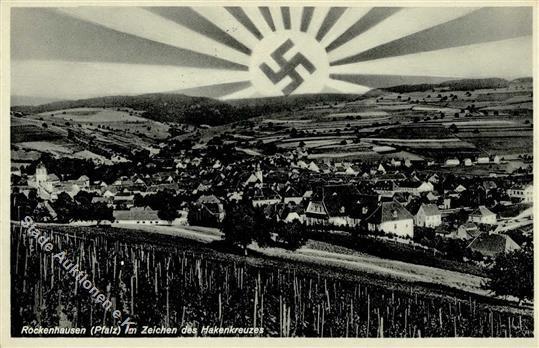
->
330, 73, 453, 89
225, 7, 264, 40
281, 7, 291, 30
11, 8, 247, 71
324, 78, 371, 95
328, 7, 478, 63
316, 7, 347, 41
269, 7, 285, 31
259, 7, 276, 32
325, 7, 402, 52
12, 60, 251, 99
221, 85, 260, 100
58, 7, 250, 67
318, 7, 370, 46
243, 7, 274, 38
192, 7, 258, 49
300, 7, 315, 32
172, 81, 253, 99
331, 7, 532, 66
330, 36, 532, 80
146, 7, 252, 56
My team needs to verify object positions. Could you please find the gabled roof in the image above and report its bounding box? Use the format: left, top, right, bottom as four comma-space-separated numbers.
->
197, 195, 221, 204
48, 174, 60, 181
113, 207, 160, 221
366, 201, 413, 224
467, 233, 520, 257
418, 203, 440, 216
470, 205, 496, 217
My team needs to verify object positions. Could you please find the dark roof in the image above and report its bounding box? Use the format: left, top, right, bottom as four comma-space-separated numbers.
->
467, 233, 520, 257
113, 207, 160, 221
470, 206, 496, 217
197, 195, 221, 204
366, 201, 413, 224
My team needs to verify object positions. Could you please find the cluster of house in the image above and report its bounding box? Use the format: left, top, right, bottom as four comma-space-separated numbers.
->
12, 152, 533, 257
444, 155, 503, 167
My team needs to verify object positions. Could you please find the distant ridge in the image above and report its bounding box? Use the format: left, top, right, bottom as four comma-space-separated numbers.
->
377, 77, 531, 93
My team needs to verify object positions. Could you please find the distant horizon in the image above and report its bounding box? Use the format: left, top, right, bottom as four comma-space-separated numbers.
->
10, 75, 533, 107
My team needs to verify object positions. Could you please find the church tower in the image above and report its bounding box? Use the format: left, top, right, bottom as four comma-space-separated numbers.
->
35, 162, 48, 185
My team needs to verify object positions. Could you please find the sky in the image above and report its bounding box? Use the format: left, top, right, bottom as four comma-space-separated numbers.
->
11, 6, 533, 101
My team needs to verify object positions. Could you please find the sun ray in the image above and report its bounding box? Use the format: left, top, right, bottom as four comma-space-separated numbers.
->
146, 7, 252, 56
330, 73, 454, 89
331, 7, 532, 66
57, 7, 250, 67
225, 7, 263, 40
330, 36, 532, 80
328, 7, 479, 63
172, 81, 252, 99
324, 78, 371, 95
316, 7, 347, 41
281, 7, 291, 30
11, 60, 251, 100
269, 7, 285, 31
258, 7, 276, 32
192, 7, 258, 49
300, 7, 315, 32
318, 7, 371, 46
243, 7, 274, 38
325, 7, 401, 52
11, 8, 247, 71
220, 85, 260, 100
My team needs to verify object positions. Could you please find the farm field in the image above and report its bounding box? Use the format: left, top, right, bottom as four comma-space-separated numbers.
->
12, 224, 533, 337
36, 107, 149, 123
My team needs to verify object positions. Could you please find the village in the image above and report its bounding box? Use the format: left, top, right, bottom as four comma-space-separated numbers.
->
11, 136, 533, 262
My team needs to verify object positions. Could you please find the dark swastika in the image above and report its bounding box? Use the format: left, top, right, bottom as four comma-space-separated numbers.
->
259, 39, 316, 95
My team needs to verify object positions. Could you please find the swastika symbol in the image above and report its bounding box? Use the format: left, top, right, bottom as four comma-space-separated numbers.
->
259, 39, 316, 95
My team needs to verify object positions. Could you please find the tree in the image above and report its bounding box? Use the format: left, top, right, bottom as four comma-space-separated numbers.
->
483, 248, 533, 304
158, 205, 179, 222
221, 203, 255, 254
275, 221, 307, 250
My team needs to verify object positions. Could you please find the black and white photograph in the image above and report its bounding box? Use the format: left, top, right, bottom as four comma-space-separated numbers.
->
3, 1, 536, 345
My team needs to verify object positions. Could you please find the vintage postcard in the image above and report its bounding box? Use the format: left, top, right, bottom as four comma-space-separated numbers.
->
1, 0, 537, 347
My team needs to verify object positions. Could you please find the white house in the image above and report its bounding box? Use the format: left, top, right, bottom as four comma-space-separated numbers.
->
414, 203, 442, 228
469, 205, 497, 225
395, 181, 433, 195
365, 201, 414, 238
445, 159, 460, 167
113, 206, 169, 225
477, 157, 490, 164
507, 184, 533, 203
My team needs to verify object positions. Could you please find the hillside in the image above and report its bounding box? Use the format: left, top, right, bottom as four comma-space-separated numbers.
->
11, 94, 245, 126
11, 93, 366, 126
382, 78, 513, 93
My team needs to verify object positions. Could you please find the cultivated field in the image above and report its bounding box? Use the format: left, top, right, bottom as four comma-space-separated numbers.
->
12, 224, 533, 337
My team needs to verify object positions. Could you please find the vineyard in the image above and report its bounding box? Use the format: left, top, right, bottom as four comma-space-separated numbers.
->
11, 224, 533, 337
